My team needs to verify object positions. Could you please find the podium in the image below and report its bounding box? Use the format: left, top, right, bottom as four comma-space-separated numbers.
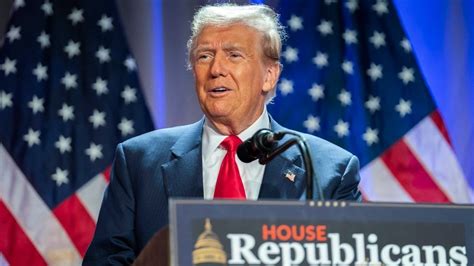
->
135, 200, 474, 265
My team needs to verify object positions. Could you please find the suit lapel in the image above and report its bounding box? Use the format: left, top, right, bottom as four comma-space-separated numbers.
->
258, 117, 307, 199
162, 119, 204, 198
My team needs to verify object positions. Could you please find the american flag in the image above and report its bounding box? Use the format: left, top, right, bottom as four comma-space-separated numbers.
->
0, 1, 154, 265
270, 0, 473, 203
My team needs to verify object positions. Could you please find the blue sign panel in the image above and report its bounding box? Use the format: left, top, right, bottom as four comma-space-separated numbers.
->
169, 200, 473, 265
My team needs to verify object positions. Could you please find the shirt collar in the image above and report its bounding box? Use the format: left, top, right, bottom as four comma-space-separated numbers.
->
202, 108, 270, 157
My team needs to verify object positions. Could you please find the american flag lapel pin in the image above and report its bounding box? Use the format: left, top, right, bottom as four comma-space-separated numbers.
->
285, 170, 296, 182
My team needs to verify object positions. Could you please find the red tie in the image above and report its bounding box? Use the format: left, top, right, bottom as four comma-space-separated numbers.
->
213, 135, 246, 199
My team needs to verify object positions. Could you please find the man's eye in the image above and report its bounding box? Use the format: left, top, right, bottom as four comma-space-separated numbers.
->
229, 52, 242, 58
197, 54, 212, 61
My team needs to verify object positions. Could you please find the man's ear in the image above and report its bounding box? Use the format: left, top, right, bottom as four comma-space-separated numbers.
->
262, 62, 281, 93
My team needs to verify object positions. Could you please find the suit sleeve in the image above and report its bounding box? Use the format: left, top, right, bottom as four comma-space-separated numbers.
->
83, 143, 137, 265
332, 155, 362, 201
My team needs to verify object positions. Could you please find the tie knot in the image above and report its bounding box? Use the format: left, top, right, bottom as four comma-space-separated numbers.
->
220, 135, 242, 153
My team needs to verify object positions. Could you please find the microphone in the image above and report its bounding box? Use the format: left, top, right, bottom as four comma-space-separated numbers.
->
237, 129, 283, 163
238, 129, 324, 200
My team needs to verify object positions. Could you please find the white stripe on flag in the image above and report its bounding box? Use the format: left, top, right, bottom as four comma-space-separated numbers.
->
0, 145, 81, 265
404, 116, 472, 203
0, 253, 9, 266
360, 158, 414, 202
76, 173, 108, 222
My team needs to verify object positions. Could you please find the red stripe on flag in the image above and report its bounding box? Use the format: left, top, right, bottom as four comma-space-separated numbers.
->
0, 200, 47, 266
53, 195, 96, 256
360, 190, 369, 202
430, 110, 452, 146
381, 140, 451, 203
103, 166, 111, 182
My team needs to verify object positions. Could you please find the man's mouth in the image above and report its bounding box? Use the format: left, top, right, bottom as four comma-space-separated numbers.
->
209, 87, 231, 93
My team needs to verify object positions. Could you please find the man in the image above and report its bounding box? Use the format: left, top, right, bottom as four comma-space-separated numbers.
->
83, 4, 361, 264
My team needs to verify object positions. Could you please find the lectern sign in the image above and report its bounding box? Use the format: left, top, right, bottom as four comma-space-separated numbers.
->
169, 200, 474, 265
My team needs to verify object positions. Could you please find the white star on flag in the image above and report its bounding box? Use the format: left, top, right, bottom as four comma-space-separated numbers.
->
0, 91, 13, 110
97, 15, 113, 32
313, 52, 328, 68
55, 135, 72, 154
308, 84, 324, 101
68, 8, 84, 25
92, 77, 109, 95
373, 0, 389, 16
346, 0, 359, 13
95, 46, 111, 63
1, 58, 17, 76
28, 96, 45, 114
317, 20, 333, 36
398, 66, 415, 84
33, 63, 48, 81
334, 119, 350, 138
51, 168, 69, 186
400, 38, 412, 53
343, 29, 358, 44
118, 118, 135, 136
367, 63, 383, 81
124, 56, 137, 71
23, 128, 41, 147
365, 95, 381, 113
41, 1, 53, 16
283, 46, 298, 63
121, 86, 137, 104
278, 79, 294, 96
363, 127, 379, 146
37, 31, 50, 48
61, 72, 78, 89
342, 60, 354, 74
58, 103, 75, 121
303, 115, 320, 133
64, 40, 81, 58
85, 143, 103, 162
395, 99, 412, 117
89, 109, 106, 128
6, 25, 21, 43
338, 89, 352, 106
287, 15, 303, 31
13, 0, 25, 9
370, 31, 386, 48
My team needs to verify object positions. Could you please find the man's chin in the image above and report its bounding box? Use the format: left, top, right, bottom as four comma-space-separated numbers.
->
204, 109, 238, 126
203, 104, 235, 119
204, 112, 233, 123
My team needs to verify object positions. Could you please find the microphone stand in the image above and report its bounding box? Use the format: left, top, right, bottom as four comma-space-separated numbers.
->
258, 131, 324, 201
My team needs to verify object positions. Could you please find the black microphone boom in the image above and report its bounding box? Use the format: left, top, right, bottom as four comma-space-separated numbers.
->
237, 129, 283, 163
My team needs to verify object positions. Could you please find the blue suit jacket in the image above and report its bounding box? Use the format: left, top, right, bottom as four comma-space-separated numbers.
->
83, 117, 361, 265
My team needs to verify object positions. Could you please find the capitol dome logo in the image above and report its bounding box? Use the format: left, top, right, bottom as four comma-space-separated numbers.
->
192, 218, 227, 265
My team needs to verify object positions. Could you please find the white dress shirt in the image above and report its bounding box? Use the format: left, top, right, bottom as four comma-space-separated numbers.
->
202, 109, 270, 200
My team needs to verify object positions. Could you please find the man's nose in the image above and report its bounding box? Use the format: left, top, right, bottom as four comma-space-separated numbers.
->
210, 54, 228, 78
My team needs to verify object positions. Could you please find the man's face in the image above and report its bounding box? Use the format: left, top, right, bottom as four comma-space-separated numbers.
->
192, 24, 279, 133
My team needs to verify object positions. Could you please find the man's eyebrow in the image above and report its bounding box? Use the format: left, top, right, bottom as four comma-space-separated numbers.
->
193, 45, 215, 56
193, 44, 248, 57
222, 44, 246, 51
194, 44, 212, 50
